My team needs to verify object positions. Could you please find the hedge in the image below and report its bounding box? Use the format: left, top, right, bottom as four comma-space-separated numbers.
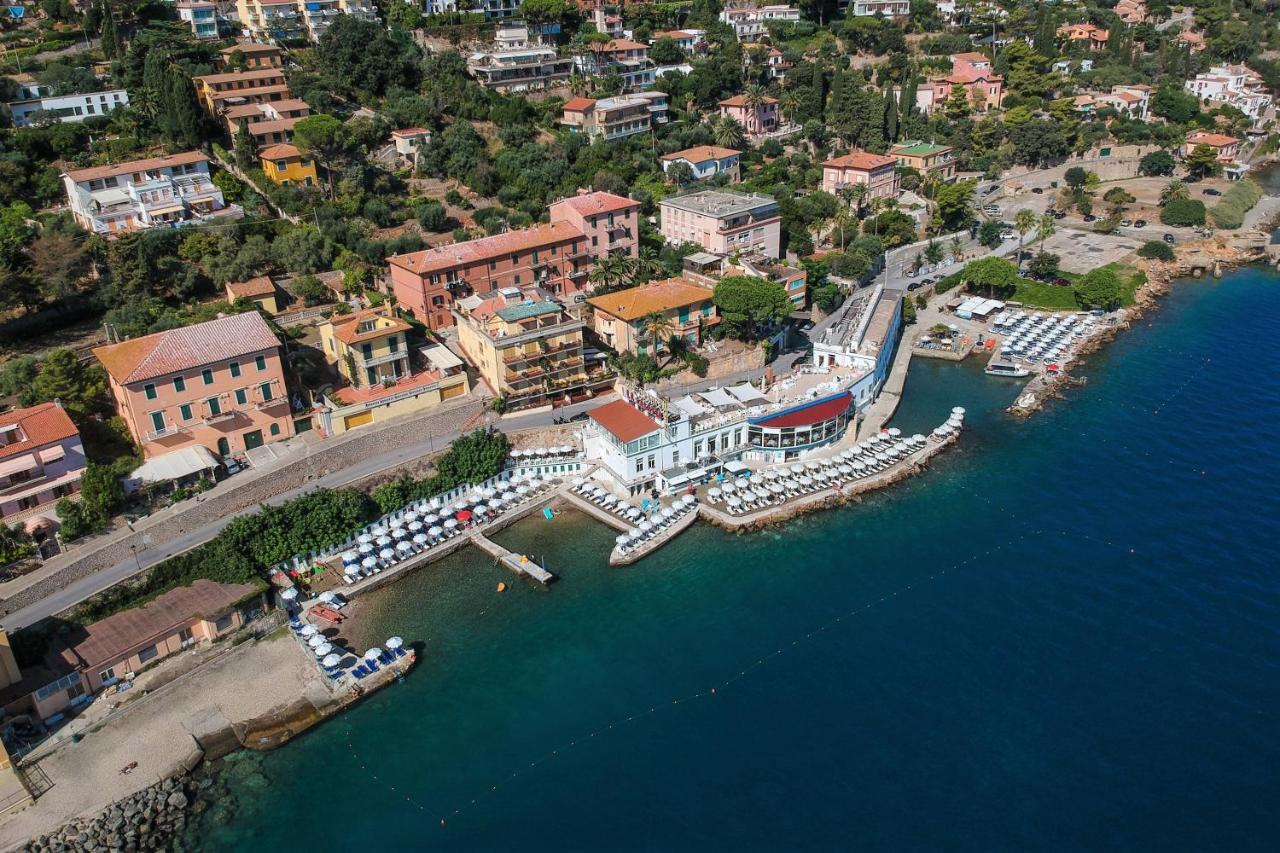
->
1208, 180, 1263, 230
1160, 198, 1206, 227
1137, 240, 1176, 261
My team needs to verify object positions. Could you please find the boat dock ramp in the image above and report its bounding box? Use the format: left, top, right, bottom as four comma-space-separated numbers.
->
471, 532, 554, 585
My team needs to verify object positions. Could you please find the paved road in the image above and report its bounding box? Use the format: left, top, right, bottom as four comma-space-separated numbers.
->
0, 399, 591, 631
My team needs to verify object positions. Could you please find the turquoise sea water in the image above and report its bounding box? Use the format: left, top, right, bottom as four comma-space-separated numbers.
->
190, 268, 1280, 851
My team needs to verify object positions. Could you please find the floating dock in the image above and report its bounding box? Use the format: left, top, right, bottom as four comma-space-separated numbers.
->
471, 531, 555, 585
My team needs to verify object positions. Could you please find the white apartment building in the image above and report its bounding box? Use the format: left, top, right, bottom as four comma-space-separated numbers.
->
850, 0, 911, 17
5, 86, 128, 128
659, 189, 782, 259
234, 0, 378, 42
718, 5, 800, 40
467, 45, 573, 93
1185, 65, 1273, 123
62, 151, 240, 236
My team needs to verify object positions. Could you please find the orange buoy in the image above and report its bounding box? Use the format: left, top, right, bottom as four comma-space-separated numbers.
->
497, 582, 507, 593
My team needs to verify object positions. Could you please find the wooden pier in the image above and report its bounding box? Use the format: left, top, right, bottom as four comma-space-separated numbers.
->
471, 531, 555, 585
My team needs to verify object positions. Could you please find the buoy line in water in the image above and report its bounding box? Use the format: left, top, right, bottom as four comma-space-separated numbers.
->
339, 512, 1139, 830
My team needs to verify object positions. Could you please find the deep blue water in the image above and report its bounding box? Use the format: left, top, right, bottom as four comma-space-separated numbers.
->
191, 268, 1280, 851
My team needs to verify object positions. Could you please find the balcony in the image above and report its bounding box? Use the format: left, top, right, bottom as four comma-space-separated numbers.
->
145, 425, 190, 441
255, 396, 289, 412
354, 350, 407, 369
203, 409, 237, 425
501, 340, 579, 364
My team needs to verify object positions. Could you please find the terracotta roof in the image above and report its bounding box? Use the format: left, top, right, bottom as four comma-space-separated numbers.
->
588, 277, 713, 321
327, 308, 413, 345
1111, 91, 1141, 103
823, 150, 897, 171
226, 274, 277, 298
751, 392, 851, 429
719, 94, 778, 107
258, 143, 302, 160
654, 30, 696, 40
67, 580, 260, 670
63, 151, 209, 184
1187, 131, 1240, 147
951, 52, 990, 64
554, 191, 638, 216
563, 97, 596, 112
0, 402, 80, 462
598, 38, 648, 52
193, 67, 288, 87
329, 367, 445, 405
588, 399, 660, 443
93, 312, 282, 386
209, 84, 291, 103
392, 127, 430, 136
660, 145, 741, 163
388, 221, 585, 277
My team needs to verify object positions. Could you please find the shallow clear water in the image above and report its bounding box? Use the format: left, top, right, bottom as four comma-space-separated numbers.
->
190, 268, 1280, 851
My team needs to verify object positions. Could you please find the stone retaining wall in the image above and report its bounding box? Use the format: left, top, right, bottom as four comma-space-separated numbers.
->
17, 774, 201, 853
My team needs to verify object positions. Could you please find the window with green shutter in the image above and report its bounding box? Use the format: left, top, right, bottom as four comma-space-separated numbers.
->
229, 361, 241, 378
207, 396, 221, 417
259, 382, 272, 402
234, 388, 247, 405
144, 384, 157, 400
201, 368, 214, 385
179, 403, 192, 421
173, 376, 185, 393
255, 355, 267, 371
150, 411, 165, 432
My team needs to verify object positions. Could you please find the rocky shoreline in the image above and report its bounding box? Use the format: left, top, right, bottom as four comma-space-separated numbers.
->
1007, 236, 1267, 418
16, 773, 206, 853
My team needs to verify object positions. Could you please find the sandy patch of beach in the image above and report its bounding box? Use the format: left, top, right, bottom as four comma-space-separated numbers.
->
0, 634, 322, 850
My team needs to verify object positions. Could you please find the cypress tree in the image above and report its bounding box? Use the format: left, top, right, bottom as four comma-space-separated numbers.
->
100, 1, 121, 61
883, 84, 899, 144
234, 117, 257, 170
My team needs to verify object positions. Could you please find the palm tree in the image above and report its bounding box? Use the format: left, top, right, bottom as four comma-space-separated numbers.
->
742, 83, 768, 111
588, 255, 629, 294
713, 115, 746, 149
840, 182, 868, 216
950, 234, 965, 262
664, 331, 692, 368
1160, 179, 1190, 205
641, 311, 675, 361
1014, 208, 1037, 270
780, 91, 799, 127
1037, 212, 1055, 254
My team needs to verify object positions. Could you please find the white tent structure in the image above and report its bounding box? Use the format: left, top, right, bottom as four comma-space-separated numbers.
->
124, 446, 220, 493
698, 387, 740, 408
728, 383, 769, 404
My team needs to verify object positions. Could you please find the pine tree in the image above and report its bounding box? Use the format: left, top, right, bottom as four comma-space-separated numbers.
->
234, 117, 257, 170
159, 71, 201, 149
100, 1, 121, 61
883, 84, 898, 144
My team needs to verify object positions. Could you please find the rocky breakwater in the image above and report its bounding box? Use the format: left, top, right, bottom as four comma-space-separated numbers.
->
16, 774, 206, 853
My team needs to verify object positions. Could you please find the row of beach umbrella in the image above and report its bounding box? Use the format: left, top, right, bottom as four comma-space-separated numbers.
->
613, 493, 699, 553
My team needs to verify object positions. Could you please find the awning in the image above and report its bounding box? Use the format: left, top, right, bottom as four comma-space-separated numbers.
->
724, 460, 750, 475
128, 445, 219, 486
147, 204, 184, 217
672, 395, 709, 417
728, 383, 769, 404
698, 388, 740, 408
422, 345, 463, 371
39, 445, 66, 464
0, 456, 39, 477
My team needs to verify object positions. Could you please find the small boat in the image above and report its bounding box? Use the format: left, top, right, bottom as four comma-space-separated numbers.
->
312, 604, 344, 624
985, 359, 1031, 378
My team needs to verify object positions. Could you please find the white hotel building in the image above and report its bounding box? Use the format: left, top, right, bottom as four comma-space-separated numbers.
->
62, 151, 241, 235
5, 85, 129, 128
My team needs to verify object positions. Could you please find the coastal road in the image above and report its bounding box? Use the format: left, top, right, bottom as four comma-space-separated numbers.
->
0, 397, 606, 631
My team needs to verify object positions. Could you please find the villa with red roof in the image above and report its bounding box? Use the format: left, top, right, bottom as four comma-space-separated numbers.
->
922, 53, 1004, 113
821, 150, 900, 200
92, 312, 293, 459
0, 402, 86, 526
719, 94, 780, 138
389, 191, 639, 330
1183, 131, 1242, 162
1059, 23, 1110, 51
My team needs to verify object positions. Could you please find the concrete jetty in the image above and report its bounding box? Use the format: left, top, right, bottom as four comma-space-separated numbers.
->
471, 532, 555, 585
559, 490, 631, 532
610, 506, 699, 567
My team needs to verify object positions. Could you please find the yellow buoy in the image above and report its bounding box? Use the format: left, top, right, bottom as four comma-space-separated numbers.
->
496, 582, 507, 593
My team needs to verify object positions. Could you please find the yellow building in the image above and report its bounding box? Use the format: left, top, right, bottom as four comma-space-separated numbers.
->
315, 307, 469, 434
453, 287, 611, 411
259, 144, 317, 188
587, 277, 718, 356
225, 274, 282, 313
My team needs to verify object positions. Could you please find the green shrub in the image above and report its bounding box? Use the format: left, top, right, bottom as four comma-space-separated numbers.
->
1207, 180, 1262, 229
1160, 198, 1206, 227
1137, 240, 1176, 261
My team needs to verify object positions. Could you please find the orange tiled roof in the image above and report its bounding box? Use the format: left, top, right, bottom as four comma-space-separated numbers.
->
0, 402, 79, 462
63, 151, 209, 184
660, 145, 741, 163
93, 312, 281, 386
951, 52, 990, 64
226, 274, 276, 298
388, 221, 584, 277
328, 308, 413, 345
1187, 131, 1240, 147
823, 150, 897, 171
587, 277, 713, 321
555, 191, 639, 216
563, 97, 596, 112
258, 143, 301, 160
588, 399, 660, 443
193, 67, 287, 86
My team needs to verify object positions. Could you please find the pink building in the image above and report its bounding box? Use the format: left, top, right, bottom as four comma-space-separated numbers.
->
821, 151, 900, 200
718, 94, 779, 137
0, 402, 85, 525
93, 312, 294, 460
659, 189, 782, 259
547, 190, 641, 260
925, 53, 1004, 113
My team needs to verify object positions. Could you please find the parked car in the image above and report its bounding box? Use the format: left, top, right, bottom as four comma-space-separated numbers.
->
1083, 214, 1097, 222
907, 281, 924, 291
1053, 211, 1066, 219
1001, 230, 1016, 240
1031, 187, 1044, 194
569, 412, 590, 422
983, 205, 1001, 215
1134, 219, 1147, 228
1163, 233, 1176, 244
1120, 219, 1132, 227
1053, 277, 1071, 287
984, 185, 999, 195
1203, 187, 1222, 196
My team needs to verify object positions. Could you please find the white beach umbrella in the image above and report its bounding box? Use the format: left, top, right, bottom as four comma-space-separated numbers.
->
299, 624, 317, 638
318, 591, 335, 604
408, 521, 423, 532
375, 535, 393, 547
887, 427, 902, 437
396, 541, 413, 553
362, 556, 378, 569
280, 588, 298, 602
379, 548, 395, 560
769, 482, 785, 494
639, 520, 653, 533
626, 506, 642, 519
358, 542, 374, 554
413, 533, 429, 545
615, 534, 629, 547
428, 526, 444, 537
389, 518, 404, 529
473, 504, 488, 515
308, 634, 326, 648
386, 637, 404, 650
357, 533, 373, 544
735, 477, 750, 489
321, 654, 341, 668
722, 481, 736, 494
342, 550, 359, 563
789, 464, 805, 475
502, 491, 517, 502
516, 485, 529, 496
364, 648, 383, 662
952, 406, 966, 415
314, 642, 333, 657
371, 526, 389, 537
444, 518, 458, 529
708, 487, 722, 499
